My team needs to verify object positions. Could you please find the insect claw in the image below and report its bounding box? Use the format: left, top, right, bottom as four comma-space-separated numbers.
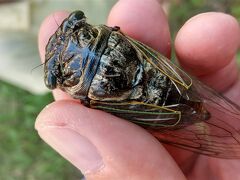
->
112, 26, 120, 31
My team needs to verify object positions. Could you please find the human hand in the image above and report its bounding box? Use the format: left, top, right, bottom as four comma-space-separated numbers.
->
36, 0, 240, 179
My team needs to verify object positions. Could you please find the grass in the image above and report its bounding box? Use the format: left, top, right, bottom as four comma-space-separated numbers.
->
0, 81, 82, 179
169, 0, 240, 36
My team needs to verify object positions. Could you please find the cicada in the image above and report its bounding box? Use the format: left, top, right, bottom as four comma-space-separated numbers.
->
44, 10, 240, 158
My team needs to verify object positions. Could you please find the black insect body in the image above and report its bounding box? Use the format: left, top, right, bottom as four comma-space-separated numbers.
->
44, 11, 240, 158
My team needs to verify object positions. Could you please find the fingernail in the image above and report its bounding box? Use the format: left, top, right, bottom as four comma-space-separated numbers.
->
37, 127, 104, 175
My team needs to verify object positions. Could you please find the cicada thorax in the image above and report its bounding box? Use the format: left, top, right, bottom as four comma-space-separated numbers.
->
88, 30, 144, 102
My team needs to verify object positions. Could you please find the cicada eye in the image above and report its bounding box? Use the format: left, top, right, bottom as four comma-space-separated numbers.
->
68, 11, 86, 29
73, 11, 86, 20
69, 11, 85, 21
45, 72, 57, 90
62, 11, 86, 33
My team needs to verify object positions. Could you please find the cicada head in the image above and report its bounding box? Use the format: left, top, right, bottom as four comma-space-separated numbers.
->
44, 11, 98, 96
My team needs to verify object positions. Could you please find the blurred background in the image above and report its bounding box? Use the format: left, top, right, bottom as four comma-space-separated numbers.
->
0, 0, 239, 179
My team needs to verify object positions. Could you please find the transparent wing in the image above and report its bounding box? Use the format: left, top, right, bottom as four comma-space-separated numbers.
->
148, 79, 240, 158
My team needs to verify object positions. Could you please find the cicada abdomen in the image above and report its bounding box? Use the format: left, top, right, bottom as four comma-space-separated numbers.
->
44, 10, 240, 158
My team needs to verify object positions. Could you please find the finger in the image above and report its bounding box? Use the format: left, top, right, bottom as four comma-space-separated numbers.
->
175, 12, 240, 91
35, 101, 185, 179
107, 0, 171, 58
224, 78, 240, 106
169, 12, 240, 168
200, 58, 239, 92
108, 0, 199, 170
38, 11, 72, 100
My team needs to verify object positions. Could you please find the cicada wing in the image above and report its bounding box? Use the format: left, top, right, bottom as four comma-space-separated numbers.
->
90, 100, 181, 127
91, 94, 240, 158
126, 36, 240, 158
126, 37, 192, 91
152, 78, 240, 158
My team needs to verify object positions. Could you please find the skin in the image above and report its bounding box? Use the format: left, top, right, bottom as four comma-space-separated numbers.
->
36, 0, 240, 179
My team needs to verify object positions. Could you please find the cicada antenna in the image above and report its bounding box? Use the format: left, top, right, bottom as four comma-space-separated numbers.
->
31, 63, 45, 74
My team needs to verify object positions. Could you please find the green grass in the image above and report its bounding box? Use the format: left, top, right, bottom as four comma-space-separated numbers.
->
169, 0, 240, 37
0, 81, 82, 179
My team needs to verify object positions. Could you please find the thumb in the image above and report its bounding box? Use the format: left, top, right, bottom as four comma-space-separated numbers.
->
35, 100, 185, 179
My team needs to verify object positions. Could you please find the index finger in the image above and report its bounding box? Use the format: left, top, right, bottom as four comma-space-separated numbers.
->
175, 12, 240, 92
